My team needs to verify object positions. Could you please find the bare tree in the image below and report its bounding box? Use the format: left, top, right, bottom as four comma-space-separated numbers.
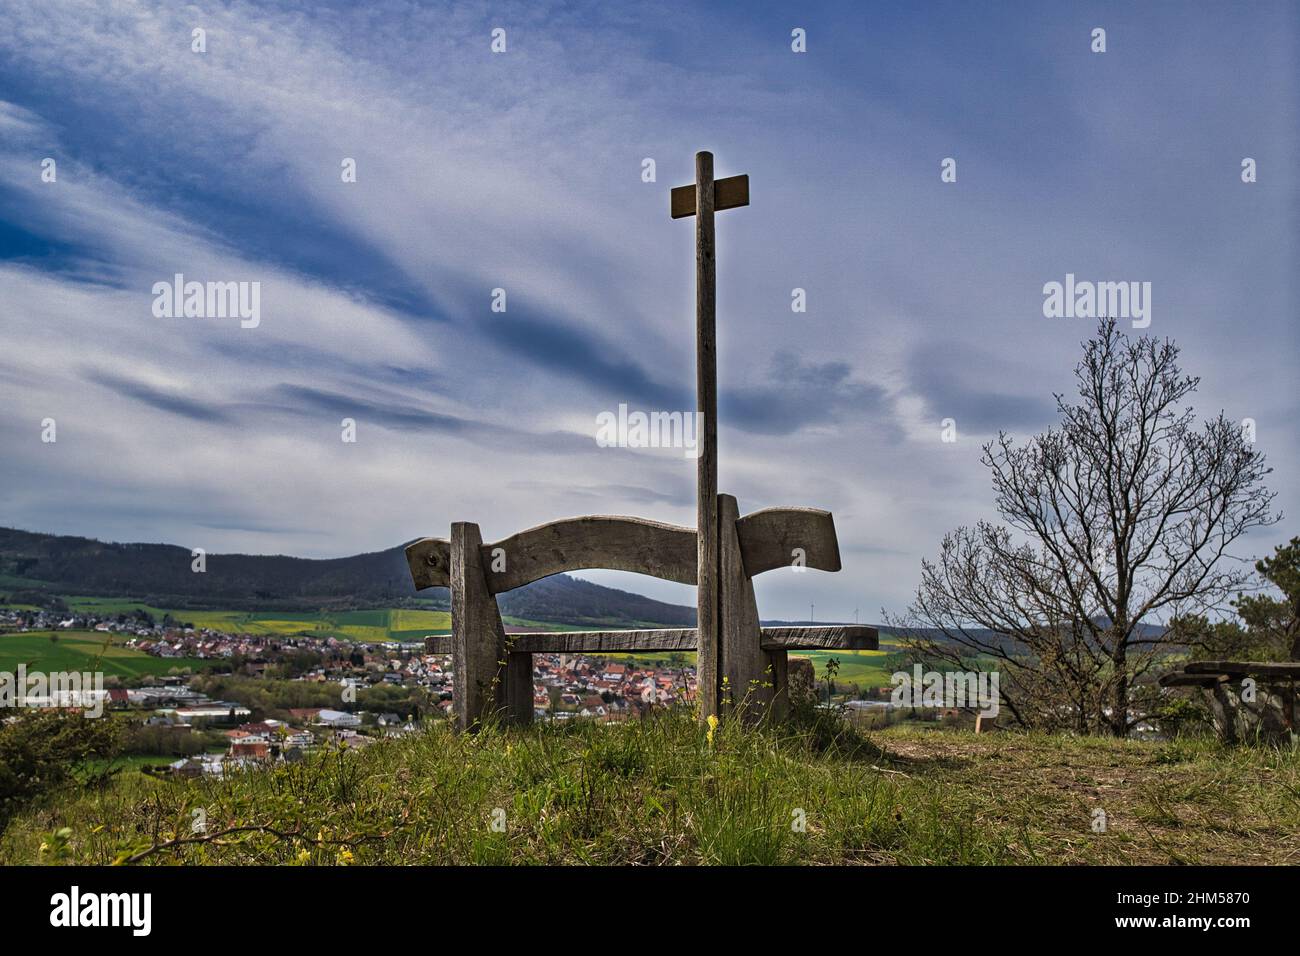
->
887, 320, 1279, 735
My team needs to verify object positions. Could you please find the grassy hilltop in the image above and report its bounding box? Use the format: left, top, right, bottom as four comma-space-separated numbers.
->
4, 712, 1297, 866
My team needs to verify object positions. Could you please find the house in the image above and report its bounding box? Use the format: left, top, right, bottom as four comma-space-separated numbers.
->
174, 703, 252, 720
317, 709, 362, 728
237, 720, 284, 736
169, 755, 226, 777
229, 740, 270, 759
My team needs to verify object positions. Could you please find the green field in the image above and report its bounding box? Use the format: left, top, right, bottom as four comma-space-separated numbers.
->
8, 596, 905, 690
0, 631, 207, 678
58, 598, 454, 642
55, 599, 646, 644
794, 644, 902, 689
596, 638, 904, 690
38, 598, 586, 644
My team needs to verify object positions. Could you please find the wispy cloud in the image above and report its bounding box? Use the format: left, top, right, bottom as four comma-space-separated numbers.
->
0, 0, 1295, 617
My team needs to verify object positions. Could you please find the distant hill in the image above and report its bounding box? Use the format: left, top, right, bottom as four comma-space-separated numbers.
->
0, 527, 696, 628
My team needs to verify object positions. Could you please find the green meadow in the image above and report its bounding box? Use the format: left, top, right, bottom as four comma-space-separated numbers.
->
28, 597, 565, 644
60, 598, 454, 642
598, 638, 903, 692
0, 631, 207, 678
6, 595, 905, 692
795, 644, 902, 688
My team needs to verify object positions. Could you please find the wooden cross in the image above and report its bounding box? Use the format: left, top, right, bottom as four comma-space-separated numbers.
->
671, 152, 749, 720
403, 151, 877, 733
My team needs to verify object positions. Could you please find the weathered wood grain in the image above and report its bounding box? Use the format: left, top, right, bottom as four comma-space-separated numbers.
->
734, 506, 842, 577
1159, 672, 1230, 687
420, 624, 876, 655
404, 507, 843, 593
670, 173, 749, 219
1183, 661, 1300, 678
718, 494, 769, 719
695, 150, 720, 723
505, 651, 534, 725
405, 537, 451, 589
502, 629, 699, 654
450, 522, 508, 731
759, 625, 878, 650
480, 515, 696, 593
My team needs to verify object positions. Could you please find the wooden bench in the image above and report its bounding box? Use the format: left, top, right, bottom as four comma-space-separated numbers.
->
404, 153, 871, 732
406, 502, 876, 729
1160, 661, 1300, 743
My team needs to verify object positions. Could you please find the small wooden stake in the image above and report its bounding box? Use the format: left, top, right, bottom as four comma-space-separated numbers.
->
769, 649, 790, 722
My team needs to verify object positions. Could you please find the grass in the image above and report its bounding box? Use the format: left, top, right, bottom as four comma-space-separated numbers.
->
596, 642, 905, 688
0, 631, 207, 678
4, 712, 1297, 865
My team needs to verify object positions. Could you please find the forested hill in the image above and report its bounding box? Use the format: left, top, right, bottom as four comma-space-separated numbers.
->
0, 527, 696, 626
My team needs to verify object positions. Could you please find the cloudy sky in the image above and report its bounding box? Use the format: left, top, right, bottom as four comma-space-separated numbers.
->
0, 0, 1296, 621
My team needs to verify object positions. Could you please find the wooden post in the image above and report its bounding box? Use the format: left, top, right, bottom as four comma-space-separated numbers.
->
768, 649, 790, 722
671, 153, 748, 723
506, 652, 534, 726
718, 493, 768, 721
450, 522, 508, 731
695, 150, 720, 722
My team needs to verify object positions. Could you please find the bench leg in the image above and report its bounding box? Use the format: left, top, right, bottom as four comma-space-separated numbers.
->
506, 651, 534, 726
718, 493, 770, 722
768, 649, 790, 722
450, 521, 508, 731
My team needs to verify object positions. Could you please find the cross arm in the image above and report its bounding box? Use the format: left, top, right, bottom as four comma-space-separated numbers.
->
670, 173, 750, 219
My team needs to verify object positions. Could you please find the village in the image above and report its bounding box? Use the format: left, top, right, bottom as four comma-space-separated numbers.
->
0, 603, 700, 776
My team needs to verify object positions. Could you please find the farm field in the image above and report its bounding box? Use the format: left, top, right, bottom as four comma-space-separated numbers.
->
0, 631, 207, 678
60, 598, 454, 642
795, 643, 902, 689
37, 597, 570, 643
598, 638, 903, 691
7, 595, 905, 692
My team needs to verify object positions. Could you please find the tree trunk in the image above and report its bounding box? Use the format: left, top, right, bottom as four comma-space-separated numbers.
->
1110, 637, 1129, 737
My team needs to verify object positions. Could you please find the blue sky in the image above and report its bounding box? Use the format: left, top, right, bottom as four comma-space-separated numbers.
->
0, 0, 1296, 620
